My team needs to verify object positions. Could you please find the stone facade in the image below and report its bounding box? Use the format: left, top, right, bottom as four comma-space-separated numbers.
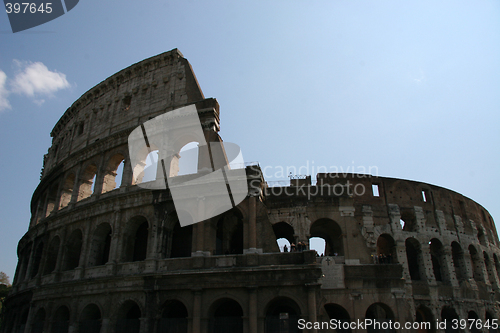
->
2, 49, 500, 333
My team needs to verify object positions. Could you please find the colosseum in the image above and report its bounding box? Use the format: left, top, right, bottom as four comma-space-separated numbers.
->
2, 49, 500, 333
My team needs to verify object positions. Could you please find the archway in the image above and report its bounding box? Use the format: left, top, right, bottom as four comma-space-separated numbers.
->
170, 221, 193, 258
209, 298, 243, 333
215, 209, 243, 255
43, 236, 60, 275
324, 303, 351, 332
52, 306, 70, 333
430, 238, 449, 283
102, 154, 125, 193
77, 164, 97, 201
122, 216, 149, 262
273, 222, 295, 253
157, 300, 188, 333
115, 300, 141, 333
59, 174, 75, 209
376, 234, 396, 264
30, 241, 44, 278
486, 311, 498, 333
469, 245, 484, 282
365, 303, 396, 333
31, 308, 46, 333
468, 311, 481, 333
176, 141, 200, 176
441, 307, 459, 333
62, 230, 82, 271
416, 305, 435, 333
405, 238, 423, 280
88, 223, 112, 267
79, 304, 102, 333
451, 242, 466, 282
310, 218, 343, 256
265, 297, 301, 333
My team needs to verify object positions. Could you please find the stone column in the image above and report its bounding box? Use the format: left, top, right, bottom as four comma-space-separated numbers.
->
192, 289, 202, 333
307, 283, 318, 333
248, 286, 258, 333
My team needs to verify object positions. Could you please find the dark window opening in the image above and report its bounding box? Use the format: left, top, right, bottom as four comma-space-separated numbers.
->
365, 303, 396, 333
170, 222, 192, 258
405, 238, 422, 281
63, 230, 82, 271
325, 303, 351, 333
216, 210, 243, 255
451, 242, 466, 282
210, 299, 243, 333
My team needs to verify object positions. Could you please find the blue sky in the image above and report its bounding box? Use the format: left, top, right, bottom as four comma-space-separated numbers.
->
0, 0, 499, 281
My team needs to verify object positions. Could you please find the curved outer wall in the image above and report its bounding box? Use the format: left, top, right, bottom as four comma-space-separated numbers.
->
3, 49, 500, 333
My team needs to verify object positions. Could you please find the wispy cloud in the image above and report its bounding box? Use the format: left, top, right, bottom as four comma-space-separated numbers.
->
11, 60, 70, 97
0, 70, 11, 112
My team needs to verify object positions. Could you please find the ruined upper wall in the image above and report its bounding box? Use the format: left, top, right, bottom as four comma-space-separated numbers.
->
41, 49, 205, 179
267, 173, 498, 241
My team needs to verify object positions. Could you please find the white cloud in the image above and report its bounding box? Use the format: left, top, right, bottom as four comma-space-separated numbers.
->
0, 70, 11, 112
11, 60, 70, 97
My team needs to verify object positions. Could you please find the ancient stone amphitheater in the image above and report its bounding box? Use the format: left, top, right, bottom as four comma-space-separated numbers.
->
3, 49, 500, 333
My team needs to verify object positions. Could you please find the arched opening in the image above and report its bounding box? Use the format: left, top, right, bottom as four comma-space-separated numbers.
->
123, 217, 149, 262
494, 254, 500, 284
88, 223, 112, 267
486, 311, 498, 333
141, 150, 159, 183
35, 192, 47, 223
16, 309, 28, 333
468, 311, 481, 333
59, 174, 75, 209
441, 307, 459, 333
273, 222, 295, 252
52, 306, 70, 333
77, 164, 98, 201
309, 237, 325, 255
79, 304, 102, 333
62, 230, 82, 271
451, 242, 466, 282
209, 298, 243, 333
405, 238, 423, 281
484, 252, 496, 285
31, 308, 46, 333
215, 209, 243, 255
133, 222, 149, 261
324, 303, 351, 333
416, 305, 435, 333
376, 234, 396, 264
170, 221, 193, 258
265, 297, 301, 333
469, 245, 484, 282
277, 238, 291, 253
17, 242, 32, 282
176, 141, 199, 176
102, 154, 125, 193
157, 300, 188, 333
478, 227, 487, 246
310, 218, 344, 256
430, 238, 449, 283
30, 241, 44, 278
43, 236, 60, 275
115, 301, 141, 333
45, 183, 59, 217
365, 303, 396, 333
400, 209, 417, 232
